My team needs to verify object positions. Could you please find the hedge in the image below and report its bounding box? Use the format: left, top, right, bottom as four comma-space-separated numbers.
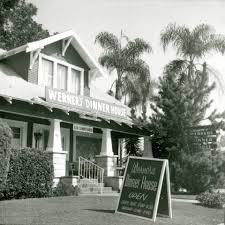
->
196, 191, 225, 208
1, 148, 54, 200
0, 119, 12, 192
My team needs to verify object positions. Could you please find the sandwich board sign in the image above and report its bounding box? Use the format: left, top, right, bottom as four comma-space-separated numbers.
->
115, 156, 172, 222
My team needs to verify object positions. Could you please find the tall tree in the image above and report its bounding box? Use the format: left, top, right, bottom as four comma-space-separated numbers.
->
149, 23, 225, 190
150, 62, 215, 157
149, 63, 215, 188
0, 0, 49, 50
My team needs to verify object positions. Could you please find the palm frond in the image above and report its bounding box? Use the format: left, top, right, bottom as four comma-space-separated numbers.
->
192, 24, 214, 40
107, 89, 114, 96
160, 23, 190, 54
124, 59, 149, 77
210, 34, 225, 54
98, 53, 117, 72
121, 76, 141, 107
206, 64, 225, 94
95, 31, 120, 51
122, 38, 152, 59
164, 59, 188, 74
160, 23, 177, 52
161, 23, 225, 60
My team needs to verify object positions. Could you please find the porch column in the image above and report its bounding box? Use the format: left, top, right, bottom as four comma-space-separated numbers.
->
46, 119, 62, 152
46, 119, 67, 186
100, 128, 113, 156
143, 136, 153, 158
27, 121, 33, 147
95, 128, 118, 176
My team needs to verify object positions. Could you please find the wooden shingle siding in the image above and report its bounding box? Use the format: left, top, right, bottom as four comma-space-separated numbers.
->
28, 58, 39, 84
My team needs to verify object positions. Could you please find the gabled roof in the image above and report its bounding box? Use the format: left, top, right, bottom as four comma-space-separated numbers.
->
0, 30, 107, 78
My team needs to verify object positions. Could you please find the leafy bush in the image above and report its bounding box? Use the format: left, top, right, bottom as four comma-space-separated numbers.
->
175, 153, 212, 194
175, 151, 225, 194
0, 119, 12, 192
1, 148, 54, 200
196, 191, 225, 208
53, 180, 80, 196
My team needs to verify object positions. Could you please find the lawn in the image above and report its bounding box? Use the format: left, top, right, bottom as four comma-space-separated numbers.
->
0, 196, 223, 225
171, 194, 196, 200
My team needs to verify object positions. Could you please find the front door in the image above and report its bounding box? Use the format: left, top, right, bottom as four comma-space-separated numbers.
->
74, 132, 102, 162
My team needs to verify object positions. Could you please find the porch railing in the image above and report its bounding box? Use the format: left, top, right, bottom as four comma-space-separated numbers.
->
78, 156, 104, 193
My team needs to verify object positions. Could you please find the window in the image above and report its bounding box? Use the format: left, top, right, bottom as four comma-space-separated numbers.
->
40, 54, 84, 95
57, 64, 67, 90
42, 58, 53, 87
71, 68, 81, 95
11, 127, 21, 148
11, 127, 21, 139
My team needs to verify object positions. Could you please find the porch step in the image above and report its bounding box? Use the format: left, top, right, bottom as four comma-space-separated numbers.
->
79, 179, 104, 187
79, 182, 104, 188
79, 186, 113, 194
78, 178, 116, 195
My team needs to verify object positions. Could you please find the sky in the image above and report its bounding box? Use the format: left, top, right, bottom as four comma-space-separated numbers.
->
28, 0, 225, 113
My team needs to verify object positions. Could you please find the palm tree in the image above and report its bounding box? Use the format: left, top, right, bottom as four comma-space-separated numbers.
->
160, 23, 225, 83
95, 31, 153, 161
95, 31, 152, 101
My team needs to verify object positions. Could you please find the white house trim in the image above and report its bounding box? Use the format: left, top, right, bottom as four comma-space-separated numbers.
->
29, 48, 42, 70
62, 37, 73, 56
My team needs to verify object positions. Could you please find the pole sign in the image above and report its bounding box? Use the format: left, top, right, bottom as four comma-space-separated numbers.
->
186, 125, 217, 151
116, 157, 172, 222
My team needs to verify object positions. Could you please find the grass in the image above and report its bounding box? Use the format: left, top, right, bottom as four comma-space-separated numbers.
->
0, 196, 223, 225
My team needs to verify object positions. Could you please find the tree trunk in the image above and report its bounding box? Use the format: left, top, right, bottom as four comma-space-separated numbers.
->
115, 79, 123, 101
188, 59, 194, 87
142, 96, 147, 121
115, 69, 123, 101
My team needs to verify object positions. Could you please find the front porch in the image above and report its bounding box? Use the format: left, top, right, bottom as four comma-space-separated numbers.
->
0, 96, 152, 191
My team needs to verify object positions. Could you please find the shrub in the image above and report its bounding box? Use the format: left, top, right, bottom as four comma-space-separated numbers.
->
175, 153, 213, 194
196, 191, 225, 208
2, 148, 54, 200
175, 151, 225, 194
53, 180, 80, 196
0, 119, 12, 192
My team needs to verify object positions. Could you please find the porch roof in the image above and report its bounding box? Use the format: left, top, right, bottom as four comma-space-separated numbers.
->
0, 63, 149, 135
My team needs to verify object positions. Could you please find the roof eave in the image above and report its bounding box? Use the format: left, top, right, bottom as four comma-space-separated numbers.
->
0, 44, 27, 60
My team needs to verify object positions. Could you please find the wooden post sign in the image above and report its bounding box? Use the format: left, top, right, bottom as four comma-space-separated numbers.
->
115, 157, 172, 222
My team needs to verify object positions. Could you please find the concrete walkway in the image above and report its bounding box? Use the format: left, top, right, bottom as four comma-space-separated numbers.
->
172, 198, 199, 203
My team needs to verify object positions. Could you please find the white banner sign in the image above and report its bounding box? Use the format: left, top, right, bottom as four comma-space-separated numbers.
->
45, 87, 127, 119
